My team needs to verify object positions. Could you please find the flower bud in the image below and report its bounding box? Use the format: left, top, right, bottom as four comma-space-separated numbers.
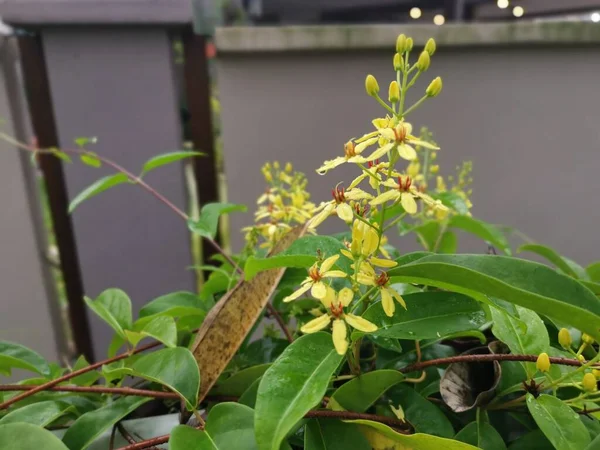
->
285, 162, 292, 173
416, 51, 430, 72
558, 328, 572, 349
425, 38, 437, 56
388, 81, 400, 103
593, 369, 600, 379
430, 164, 439, 174
536, 352, 550, 373
365, 74, 380, 97
578, 354, 586, 363
406, 37, 414, 52
396, 34, 407, 53
426, 77, 443, 98
583, 333, 595, 345
583, 373, 597, 392
393, 53, 403, 71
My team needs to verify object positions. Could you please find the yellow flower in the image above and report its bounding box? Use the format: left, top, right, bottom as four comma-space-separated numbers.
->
342, 219, 379, 259
283, 255, 346, 301
370, 176, 417, 214
348, 160, 389, 191
536, 353, 550, 373
583, 373, 597, 392
308, 187, 372, 229
374, 121, 439, 162
356, 266, 405, 317
300, 287, 377, 355
316, 138, 380, 175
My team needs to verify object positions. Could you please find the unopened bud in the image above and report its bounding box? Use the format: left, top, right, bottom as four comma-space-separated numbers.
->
425, 38, 437, 56
583, 333, 595, 345
365, 74, 380, 97
558, 328, 572, 349
406, 37, 414, 52
430, 164, 439, 174
578, 354, 586, 363
393, 53, 403, 71
285, 162, 292, 173
416, 51, 430, 72
426, 77, 443, 98
273, 161, 280, 169
593, 369, 600, 379
536, 352, 550, 373
396, 34, 407, 53
583, 373, 597, 392
388, 81, 400, 103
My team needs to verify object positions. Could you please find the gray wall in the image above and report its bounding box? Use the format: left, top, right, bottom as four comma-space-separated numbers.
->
216, 22, 600, 265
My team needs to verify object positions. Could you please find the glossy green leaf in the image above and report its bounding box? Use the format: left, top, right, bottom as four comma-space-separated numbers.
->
359, 292, 486, 340
394, 251, 432, 265
136, 291, 206, 330
490, 305, 549, 378
244, 236, 348, 280
413, 221, 442, 251
239, 378, 261, 408
449, 216, 511, 255
74, 137, 97, 148
69, 356, 100, 386
50, 148, 72, 163
587, 262, 600, 283
0, 401, 74, 427
526, 393, 590, 450
434, 192, 471, 216
188, 202, 247, 240
126, 316, 177, 348
0, 423, 70, 450
212, 364, 270, 397
438, 230, 458, 254
587, 433, 600, 450
255, 332, 344, 450
0, 341, 50, 376
387, 384, 454, 438
353, 420, 478, 449
170, 425, 218, 450
205, 403, 258, 450
62, 396, 150, 450
329, 370, 404, 412
507, 429, 550, 449
84, 288, 132, 339
387, 254, 600, 340
68, 173, 128, 213
79, 152, 101, 168
455, 421, 506, 450
141, 151, 204, 175
518, 244, 583, 278
304, 419, 371, 450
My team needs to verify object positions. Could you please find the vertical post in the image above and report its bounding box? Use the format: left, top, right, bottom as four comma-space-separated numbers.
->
182, 29, 219, 260
17, 34, 94, 362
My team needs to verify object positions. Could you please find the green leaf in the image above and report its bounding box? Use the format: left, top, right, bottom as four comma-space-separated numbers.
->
79, 152, 101, 168
205, 403, 258, 450
507, 429, 550, 449
136, 291, 207, 330
141, 151, 204, 175
455, 422, 506, 450
587, 262, 600, 283
329, 370, 404, 413
358, 292, 486, 340
518, 243, 582, 278
127, 316, 177, 348
395, 251, 432, 265
587, 433, 600, 450
413, 222, 442, 251
490, 304, 549, 378
130, 347, 200, 410
0, 423, 70, 450
68, 173, 128, 213
84, 288, 132, 339
212, 364, 271, 397
438, 230, 458, 254
70, 356, 100, 386
449, 216, 511, 255
170, 425, 218, 450
50, 148, 72, 163
304, 419, 371, 450
353, 420, 478, 449
62, 396, 151, 450
244, 236, 348, 280
74, 137, 97, 148
0, 401, 74, 427
188, 202, 247, 240
239, 378, 261, 408
387, 384, 454, 438
526, 393, 591, 450
0, 341, 50, 376
387, 254, 600, 341
255, 332, 344, 450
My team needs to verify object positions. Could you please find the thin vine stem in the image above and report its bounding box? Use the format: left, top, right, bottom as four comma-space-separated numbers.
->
0, 384, 180, 400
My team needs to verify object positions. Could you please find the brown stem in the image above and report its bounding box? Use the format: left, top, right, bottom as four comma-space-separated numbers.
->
400, 354, 593, 373
265, 303, 293, 343
118, 423, 160, 450
0, 384, 179, 400
116, 434, 170, 450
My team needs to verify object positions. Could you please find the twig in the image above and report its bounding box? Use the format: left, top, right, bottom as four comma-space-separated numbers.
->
118, 423, 160, 450
400, 353, 593, 373
116, 434, 170, 450
265, 303, 293, 343
109, 425, 118, 450
0, 384, 179, 400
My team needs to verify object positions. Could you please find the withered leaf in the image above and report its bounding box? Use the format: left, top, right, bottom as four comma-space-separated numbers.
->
191, 224, 308, 403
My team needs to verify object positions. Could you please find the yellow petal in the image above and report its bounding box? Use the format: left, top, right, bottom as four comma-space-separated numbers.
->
300, 314, 332, 334
370, 257, 398, 268
357, 273, 376, 286
320, 254, 340, 273
365, 143, 394, 161
402, 122, 413, 135
316, 156, 346, 175
381, 178, 398, 189
361, 226, 379, 257
322, 270, 347, 278
398, 143, 417, 160
346, 188, 373, 200
332, 319, 348, 355
347, 155, 368, 164
283, 282, 312, 302
388, 287, 407, 309
320, 286, 336, 308
338, 287, 354, 307
308, 203, 335, 228
401, 193, 418, 214
345, 314, 378, 333
340, 249, 354, 260
312, 281, 328, 299
380, 128, 396, 141
380, 288, 396, 317
371, 190, 400, 206
355, 131, 379, 143
372, 118, 389, 129
409, 137, 439, 150
336, 203, 354, 222
355, 137, 379, 154
348, 173, 367, 189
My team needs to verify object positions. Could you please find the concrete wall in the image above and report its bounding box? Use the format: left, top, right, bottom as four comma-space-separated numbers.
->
216, 22, 600, 265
